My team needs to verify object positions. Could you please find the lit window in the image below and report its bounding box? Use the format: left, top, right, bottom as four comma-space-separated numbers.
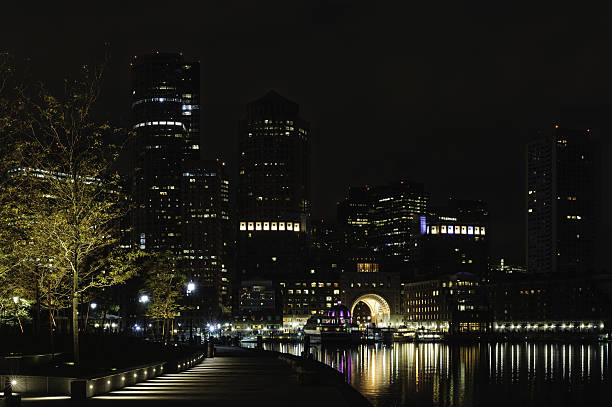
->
248, 222, 254, 231
271, 222, 278, 231
240, 222, 246, 231
263, 222, 270, 231
279, 222, 285, 231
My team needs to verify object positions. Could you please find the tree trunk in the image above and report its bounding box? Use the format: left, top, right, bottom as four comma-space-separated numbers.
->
35, 277, 41, 337
72, 271, 80, 366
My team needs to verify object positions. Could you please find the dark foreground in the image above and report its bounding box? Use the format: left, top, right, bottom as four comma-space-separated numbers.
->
19, 346, 358, 407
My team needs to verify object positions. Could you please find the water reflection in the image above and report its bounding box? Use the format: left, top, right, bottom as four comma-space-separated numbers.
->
251, 341, 610, 406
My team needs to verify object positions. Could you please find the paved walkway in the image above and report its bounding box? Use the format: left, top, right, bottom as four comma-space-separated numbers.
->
21, 346, 352, 406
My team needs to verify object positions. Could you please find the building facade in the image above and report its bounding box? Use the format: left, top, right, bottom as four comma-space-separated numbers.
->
236, 90, 310, 282
414, 198, 489, 279
129, 53, 230, 327
526, 125, 601, 274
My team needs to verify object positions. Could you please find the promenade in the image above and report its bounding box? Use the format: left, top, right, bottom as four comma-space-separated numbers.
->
19, 346, 361, 406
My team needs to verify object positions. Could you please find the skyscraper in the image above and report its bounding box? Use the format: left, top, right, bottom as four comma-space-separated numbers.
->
236, 91, 310, 280
130, 52, 200, 253
129, 53, 230, 324
526, 125, 601, 274
368, 181, 429, 266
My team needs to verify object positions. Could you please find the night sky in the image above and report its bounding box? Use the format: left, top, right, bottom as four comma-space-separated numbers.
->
3, 2, 612, 265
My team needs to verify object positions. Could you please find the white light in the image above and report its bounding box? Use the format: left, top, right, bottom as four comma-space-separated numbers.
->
107, 380, 110, 385
187, 282, 196, 292
89, 385, 93, 389
11, 380, 17, 386
12, 296, 19, 304
139, 295, 149, 303
133, 373, 137, 378
90, 303, 97, 310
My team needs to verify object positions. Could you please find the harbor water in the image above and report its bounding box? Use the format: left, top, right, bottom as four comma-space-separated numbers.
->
244, 341, 610, 407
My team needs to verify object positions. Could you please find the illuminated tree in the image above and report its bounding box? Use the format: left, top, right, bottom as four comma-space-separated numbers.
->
13, 55, 142, 366
143, 252, 186, 341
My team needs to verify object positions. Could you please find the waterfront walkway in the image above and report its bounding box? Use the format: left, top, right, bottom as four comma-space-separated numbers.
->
21, 346, 357, 406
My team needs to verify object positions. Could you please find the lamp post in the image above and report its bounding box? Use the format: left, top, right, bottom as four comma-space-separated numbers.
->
139, 294, 149, 338
187, 282, 196, 343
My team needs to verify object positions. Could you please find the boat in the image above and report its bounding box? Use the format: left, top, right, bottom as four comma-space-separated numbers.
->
303, 304, 361, 344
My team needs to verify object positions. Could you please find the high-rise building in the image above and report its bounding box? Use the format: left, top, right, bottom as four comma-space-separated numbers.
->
337, 186, 374, 249
526, 125, 601, 274
129, 53, 230, 325
368, 181, 429, 266
236, 91, 310, 281
414, 198, 489, 279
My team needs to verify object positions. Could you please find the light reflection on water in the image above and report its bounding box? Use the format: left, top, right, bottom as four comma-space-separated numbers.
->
247, 341, 610, 407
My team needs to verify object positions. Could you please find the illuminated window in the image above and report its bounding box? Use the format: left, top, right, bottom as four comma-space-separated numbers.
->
474, 227, 480, 235
467, 226, 473, 235
271, 222, 278, 231
461, 226, 467, 235
441, 225, 447, 234
431, 226, 438, 234
279, 222, 285, 231
255, 222, 262, 231
263, 222, 270, 231
454, 226, 460, 234
294, 222, 301, 232
448, 226, 454, 235
248, 222, 254, 231
480, 227, 486, 235
287, 222, 293, 231
240, 222, 246, 231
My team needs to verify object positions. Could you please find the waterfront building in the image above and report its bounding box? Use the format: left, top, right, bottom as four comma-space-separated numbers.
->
401, 272, 489, 334
488, 271, 612, 335
526, 125, 601, 274
232, 280, 283, 336
280, 278, 342, 329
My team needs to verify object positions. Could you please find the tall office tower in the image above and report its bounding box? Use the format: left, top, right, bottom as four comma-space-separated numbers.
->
236, 91, 310, 281
337, 186, 374, 250
368, 181, 429, 267
526, 125, 601, 274
129, 53, 229, 324
414, 198, 489, 279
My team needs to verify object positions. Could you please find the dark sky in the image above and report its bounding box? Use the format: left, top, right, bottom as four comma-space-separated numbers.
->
3, 1, 612, 265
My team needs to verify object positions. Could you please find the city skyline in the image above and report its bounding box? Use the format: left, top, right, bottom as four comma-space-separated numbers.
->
3, 3, 612, 266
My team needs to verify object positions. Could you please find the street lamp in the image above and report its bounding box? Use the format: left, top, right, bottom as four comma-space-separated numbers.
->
90, 303, 97, 310
186, 282, 196, 343
138, 295, 149, 338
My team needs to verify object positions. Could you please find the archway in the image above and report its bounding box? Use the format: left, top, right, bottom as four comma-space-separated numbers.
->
350, 294, 391, 327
